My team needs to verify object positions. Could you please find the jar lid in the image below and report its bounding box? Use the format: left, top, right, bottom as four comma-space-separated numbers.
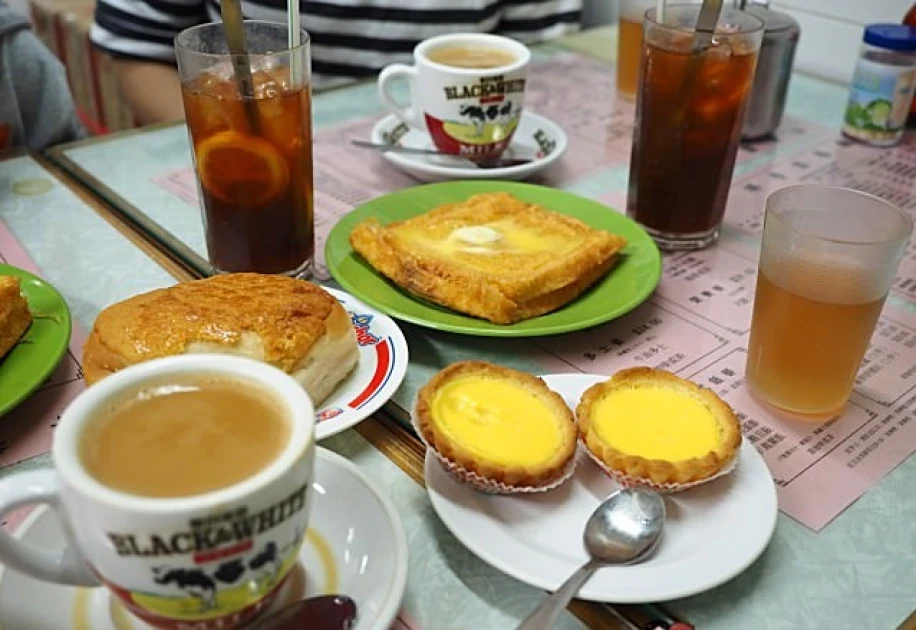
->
863, 24, 916, 52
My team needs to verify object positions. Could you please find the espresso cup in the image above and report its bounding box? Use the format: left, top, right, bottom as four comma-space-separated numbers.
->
0, 355, 317, 630
378, 32, 531, 161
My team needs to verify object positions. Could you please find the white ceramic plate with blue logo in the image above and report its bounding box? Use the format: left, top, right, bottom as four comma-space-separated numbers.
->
315, 287, 409, 440
370, 110, 568, 183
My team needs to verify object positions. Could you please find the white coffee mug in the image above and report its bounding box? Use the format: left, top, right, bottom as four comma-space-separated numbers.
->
378, 32, 531, 160
0, 355, 316, 630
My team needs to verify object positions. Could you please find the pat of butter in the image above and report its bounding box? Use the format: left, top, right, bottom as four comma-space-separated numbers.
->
451, 226, 502, 245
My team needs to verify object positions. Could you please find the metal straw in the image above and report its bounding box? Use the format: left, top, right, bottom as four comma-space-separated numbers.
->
287, 0, 302, 87
219, 0, 260, 133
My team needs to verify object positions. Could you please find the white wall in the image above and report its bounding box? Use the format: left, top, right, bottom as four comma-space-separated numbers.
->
772, 0, 912, 84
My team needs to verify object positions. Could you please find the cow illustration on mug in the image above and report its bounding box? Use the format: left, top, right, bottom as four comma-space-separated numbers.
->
150, 527, 305, 613
151, 566, 218, 612
458, 100, 516, 137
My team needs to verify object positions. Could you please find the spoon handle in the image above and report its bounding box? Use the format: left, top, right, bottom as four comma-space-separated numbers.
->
515, 558, 600, 630
350, 139, 535, 167
350, 140, 455, 157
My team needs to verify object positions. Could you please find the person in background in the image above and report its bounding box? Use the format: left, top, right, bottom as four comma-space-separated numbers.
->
90, 0, 582, 125
0, 0, 85, 151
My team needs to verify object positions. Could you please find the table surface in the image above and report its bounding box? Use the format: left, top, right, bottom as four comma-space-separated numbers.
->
2, 25, 915, 630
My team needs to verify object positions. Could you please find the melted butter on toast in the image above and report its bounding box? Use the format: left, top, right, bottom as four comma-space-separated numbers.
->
451, 225, 502, 246
396, 219, 579, 265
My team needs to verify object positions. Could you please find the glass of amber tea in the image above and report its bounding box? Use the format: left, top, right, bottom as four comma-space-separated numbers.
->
746, 186, 912, 422
616, 0, 654, 100
175, 21, 313, 276
627, 5, 763, 250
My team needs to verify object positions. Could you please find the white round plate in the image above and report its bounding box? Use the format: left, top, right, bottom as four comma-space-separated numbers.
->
317, 287, 409, 440
0, 447, 408, 630
425, 373, 779, 603
370, 111, 568, 182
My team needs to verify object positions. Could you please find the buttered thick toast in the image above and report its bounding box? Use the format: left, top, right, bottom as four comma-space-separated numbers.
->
349, 192, 627, 324
0, 276, 32, 360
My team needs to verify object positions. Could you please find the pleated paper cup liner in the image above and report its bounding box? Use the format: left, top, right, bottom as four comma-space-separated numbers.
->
431, 448, 578, 495
579, 439, 740, 495
412, 405, 578, 495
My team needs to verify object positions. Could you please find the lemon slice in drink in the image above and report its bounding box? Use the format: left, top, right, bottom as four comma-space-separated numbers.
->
196, 130, 290, 207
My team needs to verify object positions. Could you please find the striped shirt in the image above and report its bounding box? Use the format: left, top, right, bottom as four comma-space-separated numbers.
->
90, 0, 582, 91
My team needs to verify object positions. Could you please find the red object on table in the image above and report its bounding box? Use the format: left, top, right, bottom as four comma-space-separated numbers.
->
906, 3, 916, 120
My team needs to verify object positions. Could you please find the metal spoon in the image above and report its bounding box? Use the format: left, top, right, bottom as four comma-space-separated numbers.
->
350, 140, 535, 169
219, 0, 260, 133
250, 594, 357, 630
516, 488, 666, 630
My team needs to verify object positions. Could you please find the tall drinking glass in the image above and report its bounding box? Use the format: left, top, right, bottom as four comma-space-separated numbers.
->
627, 5, 763, 250
175, 22, 314, 276
746, 185, 913, 422
616, 0, 654, 100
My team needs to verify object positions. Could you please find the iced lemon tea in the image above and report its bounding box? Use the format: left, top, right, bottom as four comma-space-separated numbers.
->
746, 186, 912, 422
627, 6, 763, 250
176, 22, 313, 276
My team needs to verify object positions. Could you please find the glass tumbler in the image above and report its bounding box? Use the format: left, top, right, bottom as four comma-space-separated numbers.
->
626, 4, 764, 251
175, 21, 314, 276
616, 0, 655, 100
745, 185, 913, 422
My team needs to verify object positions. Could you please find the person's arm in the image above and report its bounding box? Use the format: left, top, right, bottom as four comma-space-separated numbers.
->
113, 58, 184, 125
90, 0, 206, 124
7, 24, 86, 149
498, 0, 582, 43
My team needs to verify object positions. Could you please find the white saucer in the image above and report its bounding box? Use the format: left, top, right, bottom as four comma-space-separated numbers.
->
370, 111, 568, 182
425, 373, 779, 604
0, 448, 409, 630
317, 288, 409, 440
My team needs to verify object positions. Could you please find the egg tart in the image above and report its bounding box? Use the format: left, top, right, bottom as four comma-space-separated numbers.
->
415, 361, 577, 492
576, 367, 741, 488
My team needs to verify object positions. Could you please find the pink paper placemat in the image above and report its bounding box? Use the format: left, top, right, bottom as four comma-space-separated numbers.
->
390, 610, 422, 630
540, 133, 916, 532
0, 219, 87, 532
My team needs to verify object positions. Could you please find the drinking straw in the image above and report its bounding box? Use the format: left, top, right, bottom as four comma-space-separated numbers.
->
656, 0, 665, 23
287, 0, 302, 86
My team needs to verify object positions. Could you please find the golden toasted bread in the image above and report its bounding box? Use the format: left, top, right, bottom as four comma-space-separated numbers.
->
0, 276, 32, 360
82, 274, 359, 405
349, 192, 627, 324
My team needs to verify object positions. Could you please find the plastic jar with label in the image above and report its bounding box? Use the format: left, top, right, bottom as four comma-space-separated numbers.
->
842, 24, 916, 146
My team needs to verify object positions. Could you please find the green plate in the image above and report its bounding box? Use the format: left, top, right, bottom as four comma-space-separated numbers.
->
0, 265, 72, 416
325, 181, 662, 337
